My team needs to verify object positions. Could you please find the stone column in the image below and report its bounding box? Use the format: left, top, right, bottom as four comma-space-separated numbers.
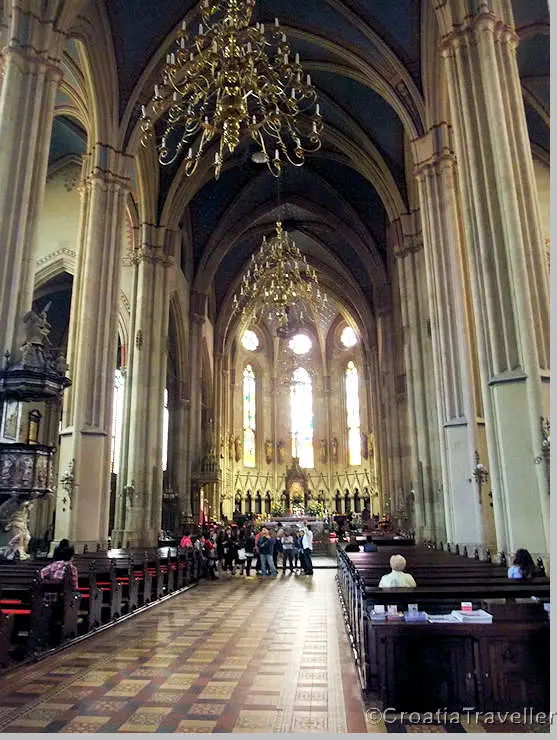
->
394, 216, 444, 540
119, 227, 173, 547
113, 262, 139, 539
176, 398, 192, 520
54, 146, 132, 550
368, 347, 384, 515
188, 294, 207, 517
435, 2, 549, 553
0, 3, 69, 356
413, 122, 494, 547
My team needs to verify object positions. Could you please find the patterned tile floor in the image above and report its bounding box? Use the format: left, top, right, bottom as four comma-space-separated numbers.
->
0, 569, 550, 733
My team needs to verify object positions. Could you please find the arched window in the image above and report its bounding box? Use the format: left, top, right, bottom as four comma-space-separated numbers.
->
243, 364, 256, 467
111, 370, 126, 475
346, 361, 361, 466
162, 387, 169, 472
290, 367, 314, 468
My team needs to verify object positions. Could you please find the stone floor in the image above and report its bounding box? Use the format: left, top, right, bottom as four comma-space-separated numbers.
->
0, 569, 550, 733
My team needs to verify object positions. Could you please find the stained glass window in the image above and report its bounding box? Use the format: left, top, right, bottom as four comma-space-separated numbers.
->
341, 326, 358, 348
289, 333, 312, 355
241, 329, 259, 351
243, 364, 256, 467
111, 370, 126, 475
346, 361, 361, 466
162, 388, 169, 472
290, 367, 314, 468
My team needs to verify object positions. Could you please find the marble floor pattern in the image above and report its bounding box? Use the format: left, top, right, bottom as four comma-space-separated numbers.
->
0, 569, 549, 733
0, 570, 367, 733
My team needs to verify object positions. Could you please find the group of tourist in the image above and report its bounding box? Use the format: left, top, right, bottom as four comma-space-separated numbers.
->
181, 521, 315, 579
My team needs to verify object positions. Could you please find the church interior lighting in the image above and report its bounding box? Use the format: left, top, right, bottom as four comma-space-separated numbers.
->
140, 0, 323, 179
232, 221, 326, 333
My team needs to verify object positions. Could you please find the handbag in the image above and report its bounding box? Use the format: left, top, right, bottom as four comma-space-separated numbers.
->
237, 547, 246, 560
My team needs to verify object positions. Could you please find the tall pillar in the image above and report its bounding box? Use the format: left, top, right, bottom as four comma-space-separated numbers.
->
368, 347, 385, 515
413, 122, 494, 547
54, 146, 132, 549
394, 216, 444, 540
435, 2, 549, 553
375, 306, 407, 518
177, 398, 192, 520
0, 2, 73, 355
188, 293, 207, 518
119, 227, 173, 547
113, 256, 139, 538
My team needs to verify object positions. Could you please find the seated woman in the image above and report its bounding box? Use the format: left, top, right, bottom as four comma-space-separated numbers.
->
508, 548, 537, 580
378, 554, 417, 588
344, 535, 360, 552
363, 535, 377, 552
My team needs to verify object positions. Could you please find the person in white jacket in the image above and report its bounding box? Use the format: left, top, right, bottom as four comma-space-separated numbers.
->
300, 521, 314, 575
378, 554, 417, 588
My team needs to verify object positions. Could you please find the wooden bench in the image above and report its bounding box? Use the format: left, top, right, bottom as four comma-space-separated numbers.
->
336, 545, 551, 703
0, 546, 204, 669
0, 565, 80, 663
368, 618, 549, 712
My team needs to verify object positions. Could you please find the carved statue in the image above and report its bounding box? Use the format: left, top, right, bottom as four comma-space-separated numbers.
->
228, 434, 234, 458
368, 433, 375, 459
55, 354, 68, 375
331, 437, 339, 463
234, 435, 242, 463
277, 439, 286, 464
265, 439, 273, 464
361, 431, 369, 460
22, 302, 51, 346
319, 438, 328, 464
4, 502, 32, 560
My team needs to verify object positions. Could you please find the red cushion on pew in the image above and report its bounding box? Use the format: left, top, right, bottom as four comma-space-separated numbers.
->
1, 609, 31, 615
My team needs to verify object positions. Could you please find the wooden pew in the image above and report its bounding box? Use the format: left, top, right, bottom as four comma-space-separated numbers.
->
336, 545, 551, 700
0, 545, 205, 669
0, 565, 80, 660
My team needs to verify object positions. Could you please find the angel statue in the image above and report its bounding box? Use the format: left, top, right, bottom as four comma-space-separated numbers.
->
2, 500, 33, 560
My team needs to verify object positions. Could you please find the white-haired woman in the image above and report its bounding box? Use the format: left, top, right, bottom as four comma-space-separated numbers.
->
378, 554, 417, 587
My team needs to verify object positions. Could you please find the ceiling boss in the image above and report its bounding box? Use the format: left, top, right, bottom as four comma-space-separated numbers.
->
140, 0, 323, 178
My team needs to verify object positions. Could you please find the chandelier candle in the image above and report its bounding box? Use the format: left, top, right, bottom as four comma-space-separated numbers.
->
140, 0, 323, 179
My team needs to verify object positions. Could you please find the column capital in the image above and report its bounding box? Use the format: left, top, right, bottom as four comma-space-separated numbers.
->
4, 1, 86, 68
438, 10, 518, 53
412, 122, 457, 178
190, 290, 208, 323
390, 212, 424, 260
132, 245, 174, 267
83, 145, 133, 192
394, 235, 424, 260
433, 1, 516, 41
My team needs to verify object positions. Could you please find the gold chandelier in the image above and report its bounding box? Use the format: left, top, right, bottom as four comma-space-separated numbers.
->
140, 0, 323, 179
232, 221, 326, 330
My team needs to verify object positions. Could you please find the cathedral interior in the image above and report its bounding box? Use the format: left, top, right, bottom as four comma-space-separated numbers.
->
0, 0, 551, 733
0, 0, 550, 559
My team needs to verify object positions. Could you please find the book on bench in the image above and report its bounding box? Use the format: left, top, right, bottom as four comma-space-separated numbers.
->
450, 608, 493, 623
427, 614, 459, 623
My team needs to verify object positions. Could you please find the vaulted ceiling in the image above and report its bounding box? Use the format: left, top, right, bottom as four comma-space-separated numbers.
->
48, 0, 549, 329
